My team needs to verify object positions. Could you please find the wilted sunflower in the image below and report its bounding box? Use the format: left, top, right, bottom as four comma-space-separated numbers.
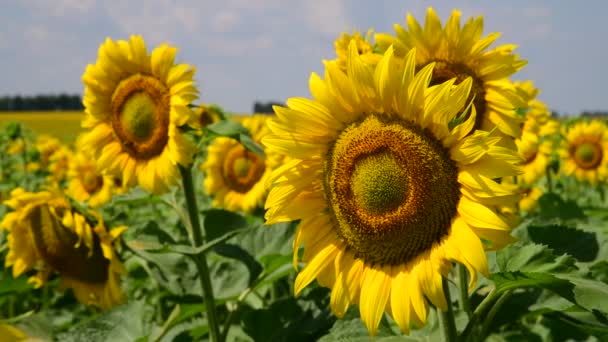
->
79, 35, 198, 194
66, 152, 114, 208
559, 120, 608, 184
516, 131, 552, 185
202, 115, 281, 213
375, 7, 527, 138
1, 188, 126, 310
263, 43, 521, 335
334, 30, 381, 72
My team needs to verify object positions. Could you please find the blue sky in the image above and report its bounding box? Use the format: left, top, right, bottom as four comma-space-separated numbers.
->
1, 0, 606, 115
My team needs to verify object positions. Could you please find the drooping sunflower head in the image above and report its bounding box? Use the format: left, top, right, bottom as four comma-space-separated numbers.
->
560, 120, 608, 184
66, 152, 115, 208
263, 42, 521, 335
1, 188, 126, 310
202, 115, 281, 213
79, 35, 199, 194
375, 7, 527, 139
334, 30, 381, 72
46, 145, 74, 184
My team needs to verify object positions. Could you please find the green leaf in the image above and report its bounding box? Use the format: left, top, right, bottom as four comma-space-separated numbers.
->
537, 193, 585, 220
202, 209, 248, 241
496, 243, 576, 273
0, 271, 33, 296
213, 244, 263, 286
527, 224, 599, 261
239, 133, 266, 157
58, 301, 148, 342
590, 261, 608, 284
206, 120, 247, 137
125, 221, 177, 252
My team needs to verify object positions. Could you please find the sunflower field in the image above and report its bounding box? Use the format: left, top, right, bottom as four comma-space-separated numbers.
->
1, 7, 608, 342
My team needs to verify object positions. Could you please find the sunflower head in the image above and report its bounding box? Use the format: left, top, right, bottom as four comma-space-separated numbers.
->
203, 115, 281, 213
1, 188, 126, 310
80, 35, 199, 194
515, 132, 552, 186
334, 30, 381, 72
264, 42, 521, 335
375, 7, 527, 139
559, 120, 608, 184
188, 105, 224, 131
66, 152, 115, 208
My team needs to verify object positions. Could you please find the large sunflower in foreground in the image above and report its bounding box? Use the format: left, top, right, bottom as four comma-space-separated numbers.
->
559, 120, 608, 184
66, 152, 114, 208
263, 42, 521, 335
375, 7, 527, 139
202, 115, 281, 213
79, 35, 198, 194
1, 188, 126, 310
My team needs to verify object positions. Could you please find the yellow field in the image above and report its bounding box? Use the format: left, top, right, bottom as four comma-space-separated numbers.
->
0, 111, 84, 143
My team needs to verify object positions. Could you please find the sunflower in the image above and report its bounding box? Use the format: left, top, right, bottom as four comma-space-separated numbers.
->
202, 115, 281, 213
188, 104, 223, 131
35, 135, 62, 169
559, 120, 608, 184
6, 139, 25, 155
515, 81, 559, 137
334, 30, 381, 72
519, 186, 543, 213
79, 35, 198, 194
46, 145, 73, 184
516, 131, 552, 186
66, 152, 114, 208
263, 43, 521, 335
1, 188, 126, 310
375, 7, 527, 139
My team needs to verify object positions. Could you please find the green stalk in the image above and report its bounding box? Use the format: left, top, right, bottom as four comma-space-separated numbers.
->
179, 165, 221, 342
439, 277, 457, 342
458, 264, 472, 319
479, 290, 513, 340
546, 166, 553, 193
459, 287, 501, 341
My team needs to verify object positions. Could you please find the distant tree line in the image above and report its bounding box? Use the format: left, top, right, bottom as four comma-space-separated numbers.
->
253, 101, 283, 114
0, 94, 84, 111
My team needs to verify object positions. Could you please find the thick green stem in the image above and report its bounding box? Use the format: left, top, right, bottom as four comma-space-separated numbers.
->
479, 290, 513, 339
546, 166, 553, 192
459, 287, 501, 341
458, 264, 472, 319
179, 165, 221, 342
439, 277, 457, 342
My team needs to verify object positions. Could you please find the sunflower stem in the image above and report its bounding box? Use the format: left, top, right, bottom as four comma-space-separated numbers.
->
479, 290, 513, 339
439, 277, 457, 342
545, 166, 553, 192
458, 264, 472, 319
459, 287, 501, 341
179, 165, 221, 342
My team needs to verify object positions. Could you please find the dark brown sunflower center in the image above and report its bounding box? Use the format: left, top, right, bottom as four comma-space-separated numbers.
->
81, 169, 104, 194
427, 61, 486, 130
27, 205, 109, 284
572, 141, 603, 169
324, 114, 461, 266
111, 74, 170, 160
222, 144, 266, 193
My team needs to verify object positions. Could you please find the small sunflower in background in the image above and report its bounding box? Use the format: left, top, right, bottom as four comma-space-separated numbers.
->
516, 131, 552, 186
263, 43, 521, 335
79, 35, 198, 194
35, 135, 62, 169
6, 139, 25, 155
516, 81, 560, 137
375, 7, 527, 139
188, 104, 224, 132
1, 188, 126, 310
519, 186, 544, 213
46, 145, 73, 184
66, 152, 114, 208
559, 120, 608, 184
202, 115, 281, 213
334, 30, 381, 71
